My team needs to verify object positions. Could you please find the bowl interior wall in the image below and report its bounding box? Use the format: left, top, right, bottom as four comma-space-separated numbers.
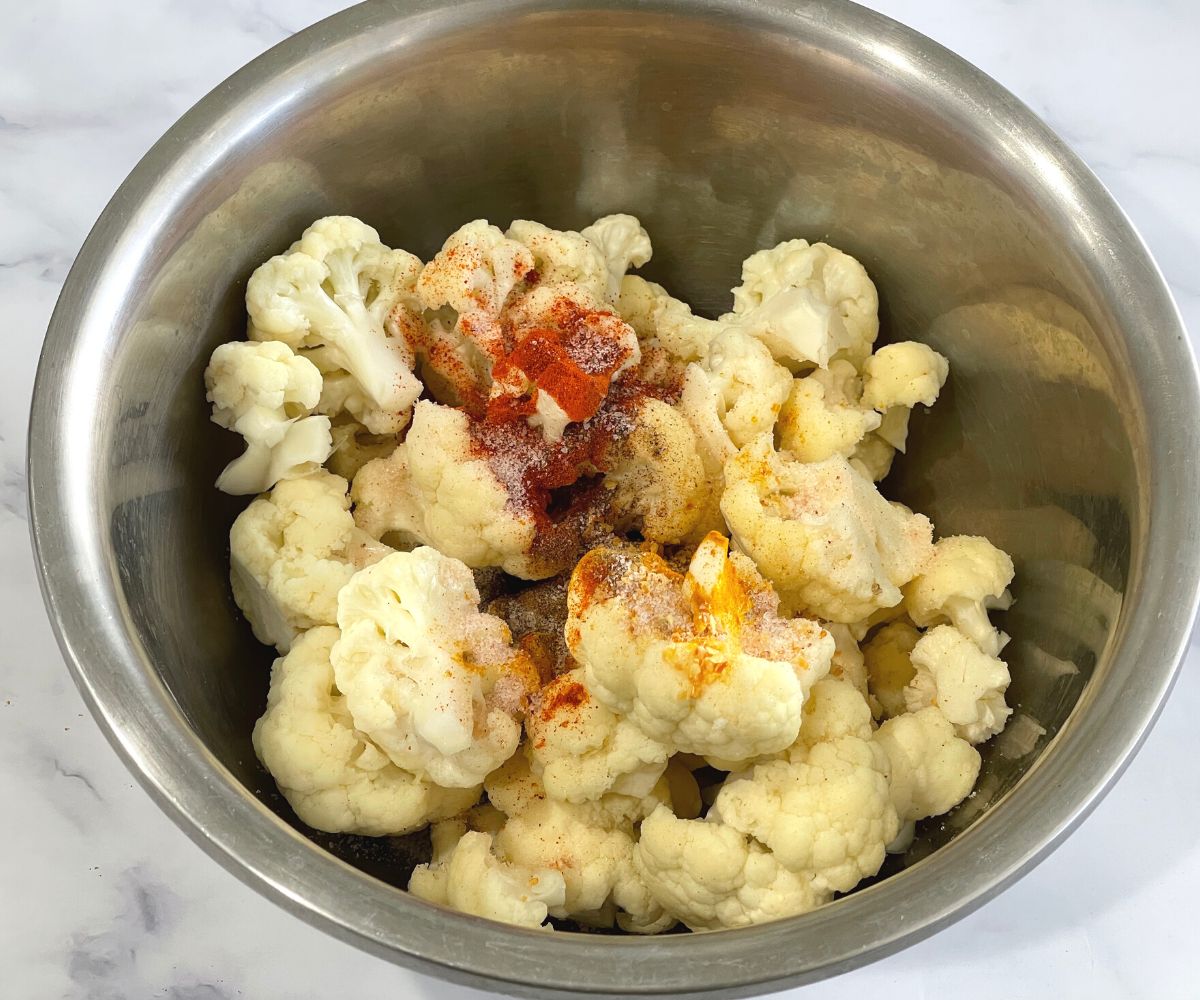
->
100, 8, 1135, 892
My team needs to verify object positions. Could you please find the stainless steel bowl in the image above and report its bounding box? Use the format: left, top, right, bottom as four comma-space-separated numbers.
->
28, 0, 1200, 996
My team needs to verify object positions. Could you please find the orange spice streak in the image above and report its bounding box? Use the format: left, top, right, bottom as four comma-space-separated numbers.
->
457, 289, 685, 573
537, 679, 588, 722
569, 549, 614, 612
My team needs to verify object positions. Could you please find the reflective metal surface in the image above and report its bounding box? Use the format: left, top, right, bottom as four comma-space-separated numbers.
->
27, 0, 1200, 996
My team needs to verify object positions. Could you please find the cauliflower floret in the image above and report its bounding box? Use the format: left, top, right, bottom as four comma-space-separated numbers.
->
252, 627, 477, 835
903, 535, 1015, 656
617, 275, 722, 362
506, 219, 610, 302
493, 281, 641, 442
794, 677, 875, 750
484, 754, 674, 932
526, 669, 670, 803
825, 624, 869, 697
677, 364, 738, 538
634, 340, 690, 397
850, 431, 898, 482
791, 673, 879, 746
418, 226, 642, 443
634, 806, 825, 931
875, 707, 980, 822
727, 240, 879, 368
409, 220, 643, 424
352, 401, 542, 577
852, 342, 949, 468
413, 220, 534, 392
863, 621, 920, 719
861, 342, 950, 411
777, 360, 881, 463
204, 340, 332, 495
488, 726, 676, 829
230, 470, 390, 652
293, 341, 412, 450
699, 329, 793, 447
702, 673, 876, 773
567, 533, 835, 765
246, 216, 423, 435
580, 214, 653, 301
409, 827, 566, 930
496, 798, 647, 926
604, 397, 707, 544
331, 548, 538, 788
354, 393, 637, 579
678, 366, 736, 472
483, 750, 548, 819
905, 625, 1012, 744
721, 436, 933, 621
712, 734, 899, 894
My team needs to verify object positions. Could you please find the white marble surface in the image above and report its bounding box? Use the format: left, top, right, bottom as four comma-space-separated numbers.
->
2, 1, 1197, 997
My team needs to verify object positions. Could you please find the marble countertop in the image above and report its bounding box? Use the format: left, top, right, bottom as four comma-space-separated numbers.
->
3, 1, 1197, 998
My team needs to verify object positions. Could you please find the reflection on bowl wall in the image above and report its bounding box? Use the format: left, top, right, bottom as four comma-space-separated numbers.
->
29, 1, 1199, 997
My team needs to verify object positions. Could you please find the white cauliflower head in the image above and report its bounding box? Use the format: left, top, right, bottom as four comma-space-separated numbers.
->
526, 668, 670, 804
777, 360, 881, 463
699, 329, 793, 448
506, 219, 611, 302
229, 470, 390, 652
617, 275, 722, 362
580, 214, 653, 301
413, 222, 642, 446
727, 240, 879, 368
409, 826, 566, 930
331, 548, 538, 787
488, 281, 640, 442
861, 341, 950, 411
852, 342, 949, 469
849, 431, 898, 482
246, 216, 423, 435
567, 533, 835, 765
204, 340, 332, 495
496, 799, 645, 927
353, 395, 634, 579
414, 219, 533, 379
863, 620, 920, 719
875, 707, 980, 822
712, 734, 899, 894
604, 397, 707, 544
633, 806, 825, 931
721, 436, 933, 621
351, 401, 543, 577
905, 625, 1012, 744
676, 364, 738, 539
825, 624, 869, 697
903, 535, 1015, 656
420, 253, 645, 441
792, 677, 874, 751
484, 753, 674, 932
487, 725, 675, 829
252, 627, 477, 835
